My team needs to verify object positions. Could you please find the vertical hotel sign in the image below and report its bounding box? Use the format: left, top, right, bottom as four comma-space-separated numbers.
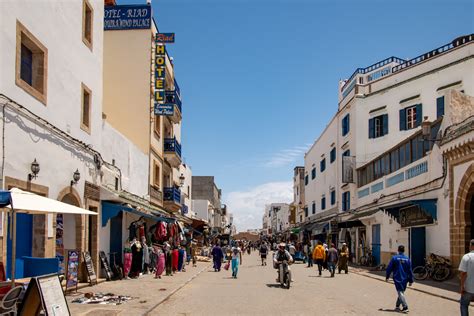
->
154, 33, 175, 116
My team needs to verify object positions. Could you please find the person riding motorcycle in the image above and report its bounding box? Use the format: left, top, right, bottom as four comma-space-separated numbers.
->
273, 243, 293, 282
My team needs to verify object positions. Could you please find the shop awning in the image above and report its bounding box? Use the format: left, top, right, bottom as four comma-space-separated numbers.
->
101, 201, 173, 227
312, 222, 329, 235
0, 188, 97, 215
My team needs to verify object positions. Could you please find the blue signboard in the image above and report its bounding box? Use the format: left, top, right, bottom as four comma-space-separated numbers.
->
104, 5, 151, 30
155, 33, 175, 43
155, 104, 174, 116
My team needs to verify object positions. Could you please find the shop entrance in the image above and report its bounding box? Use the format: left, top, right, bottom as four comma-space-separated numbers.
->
6, 213, 33, 279
57, 192, 81, 274
410, 227, 426, 268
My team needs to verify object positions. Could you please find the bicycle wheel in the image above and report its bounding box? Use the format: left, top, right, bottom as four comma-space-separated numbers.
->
433, 265, 450, 281
359, 256, 367, 266
413, 266, 428, 280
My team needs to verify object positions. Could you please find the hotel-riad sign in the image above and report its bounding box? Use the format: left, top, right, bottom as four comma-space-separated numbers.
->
104, 5, 151, 30
154, 33, 176, 116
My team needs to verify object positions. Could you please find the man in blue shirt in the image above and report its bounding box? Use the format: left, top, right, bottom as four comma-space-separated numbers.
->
386, 245, 414, 313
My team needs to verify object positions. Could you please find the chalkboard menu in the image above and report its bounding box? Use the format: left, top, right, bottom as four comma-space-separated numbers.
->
19, 274, 70, 316
99, 251, 113, 281
83, 251, 97, 285
65, 250, 79, 293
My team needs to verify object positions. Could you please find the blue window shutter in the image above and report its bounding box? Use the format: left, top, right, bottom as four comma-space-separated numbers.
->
342, 117, 347, 136
368, 118, 375, 138
347, 114, 350, 133
347, 191, 350, 210
382, 114, 388, 136
437, 97, 445, 118
399, 109, 406, 131
415, 104, 423, 127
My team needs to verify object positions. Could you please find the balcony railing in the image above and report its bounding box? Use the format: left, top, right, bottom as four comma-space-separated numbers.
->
150, 185, 163, 201
164, 138, 182, 158
164, 187, 181, 203
165, 90, 182, 114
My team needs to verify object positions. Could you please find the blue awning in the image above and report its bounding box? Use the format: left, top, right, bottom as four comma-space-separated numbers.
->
0, 191, 12, 208
101, 201, 174, 227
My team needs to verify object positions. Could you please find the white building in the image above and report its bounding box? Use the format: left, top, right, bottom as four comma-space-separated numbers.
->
192, 199, 213, 226
292, 166, 306, 224
300, 34, 474, 267
0, 0, 105, 276
180, 163, 193, 218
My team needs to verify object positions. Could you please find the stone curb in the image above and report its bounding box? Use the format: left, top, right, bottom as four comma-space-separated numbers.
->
351, 269, 459, 303
143, 264, 211, 315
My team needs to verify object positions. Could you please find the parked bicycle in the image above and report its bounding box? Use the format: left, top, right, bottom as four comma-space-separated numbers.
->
413, 253, 451, 281
358, 247, 376, 267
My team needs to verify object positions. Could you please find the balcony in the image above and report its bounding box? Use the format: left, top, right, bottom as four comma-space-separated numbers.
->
164, 137, 182, 167
149, 185, 163, 205
164, 187, 181, 212
164, 90, 182, 124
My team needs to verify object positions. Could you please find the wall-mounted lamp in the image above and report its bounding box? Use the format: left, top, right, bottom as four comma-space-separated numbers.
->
28, 159, 40, 181
179, 173, 185, 187
421, 116, 442, 142
70, 169, 80, 186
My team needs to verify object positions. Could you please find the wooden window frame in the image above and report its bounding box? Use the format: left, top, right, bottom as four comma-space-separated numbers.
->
153, 163, 161, 189
80, 83, 92, 133
82, 0, 93, 50
15, 21, 48, 105
154, 116, 161, 137
406, 106, 417, 130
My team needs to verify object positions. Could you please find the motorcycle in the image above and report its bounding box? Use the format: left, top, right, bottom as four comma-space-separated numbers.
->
277, 260, 291, 289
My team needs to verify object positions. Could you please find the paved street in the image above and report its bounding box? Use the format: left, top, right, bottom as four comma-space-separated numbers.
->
150, 252, 470, 316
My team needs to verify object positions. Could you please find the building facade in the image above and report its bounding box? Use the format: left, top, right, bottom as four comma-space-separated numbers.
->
191, 176, 224, 233
297, 34, 474, 267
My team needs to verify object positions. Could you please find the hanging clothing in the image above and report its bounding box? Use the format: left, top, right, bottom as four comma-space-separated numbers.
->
172, 249, 179, 271
129, 222, 139, 241
123, 251, 132, 278
165, 250, 173, 276
130, 242, 143, 277
139, 225, 145, 239
178, 248, 185, 271
155, 248, 165, 278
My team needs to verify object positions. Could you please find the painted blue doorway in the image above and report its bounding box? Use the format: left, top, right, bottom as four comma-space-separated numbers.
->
371, 224, 381, 265
410, 227, 426, 268
109, 211, 123, 266
7, 213, 33, 278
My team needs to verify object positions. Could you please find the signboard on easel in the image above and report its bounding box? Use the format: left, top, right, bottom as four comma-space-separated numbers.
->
65, 250, 79, 293
99, 251, 113, 281
19, 274, 70, 316
83, 251, 97, 286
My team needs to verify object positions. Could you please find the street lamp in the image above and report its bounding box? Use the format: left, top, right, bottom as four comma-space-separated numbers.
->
421, 116, 442, 142
71, 169, 81, 186
28, 159, 40, 181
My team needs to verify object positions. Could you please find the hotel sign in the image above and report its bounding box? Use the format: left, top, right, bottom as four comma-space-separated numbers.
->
154, 104, 174, 116
104, 5, 151, 30
155, 33, 175, 43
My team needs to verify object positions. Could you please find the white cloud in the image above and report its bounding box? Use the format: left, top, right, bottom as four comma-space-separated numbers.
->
223, 181, 292, 232
263, 144, 311, 168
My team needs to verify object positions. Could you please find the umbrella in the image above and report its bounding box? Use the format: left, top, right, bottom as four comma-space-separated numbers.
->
0, 188, 98, 285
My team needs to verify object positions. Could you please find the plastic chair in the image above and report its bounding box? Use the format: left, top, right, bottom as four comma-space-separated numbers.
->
0, 286, 23, 315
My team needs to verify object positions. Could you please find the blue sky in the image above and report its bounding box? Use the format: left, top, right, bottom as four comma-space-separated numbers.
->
120, 0, 473, 230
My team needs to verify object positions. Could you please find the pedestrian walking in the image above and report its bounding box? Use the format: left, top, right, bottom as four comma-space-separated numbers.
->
289, 242, 296, 257
338, 243, 349, 274
385, 245, 413, 313
312, 241, 326, 276
305, 242, 313, 267
327, 243, 339, 277
459, 239, 474, 316
259, 242, 268, 266
211, 243, 224, 272
231, 246, 241, 279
